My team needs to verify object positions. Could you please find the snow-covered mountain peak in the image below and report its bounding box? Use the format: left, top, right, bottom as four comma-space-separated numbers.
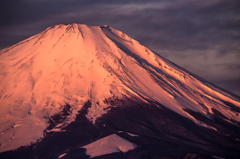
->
0, 23, 240, 154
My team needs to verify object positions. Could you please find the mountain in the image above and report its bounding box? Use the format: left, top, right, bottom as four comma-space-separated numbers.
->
0, 23, 240, 159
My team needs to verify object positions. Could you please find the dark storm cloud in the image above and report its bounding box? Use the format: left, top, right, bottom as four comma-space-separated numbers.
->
0, 0, 239, 95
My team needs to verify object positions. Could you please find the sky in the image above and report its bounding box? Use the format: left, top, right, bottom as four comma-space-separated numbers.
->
0, 0, 240, 96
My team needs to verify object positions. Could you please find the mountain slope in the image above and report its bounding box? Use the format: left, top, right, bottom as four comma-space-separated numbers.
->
0, 23, 240, 158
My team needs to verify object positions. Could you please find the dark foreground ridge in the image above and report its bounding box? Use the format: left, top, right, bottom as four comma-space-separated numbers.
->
0, 97, 240, 159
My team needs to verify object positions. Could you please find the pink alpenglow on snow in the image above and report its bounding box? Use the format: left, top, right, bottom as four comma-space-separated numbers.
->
0, 23, 240, 158
82, 134, 136, 158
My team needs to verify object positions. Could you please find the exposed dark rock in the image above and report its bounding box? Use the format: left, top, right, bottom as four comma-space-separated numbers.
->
0, 98, 240, 159
0, 101, 98, 159
46, 103, 71, 130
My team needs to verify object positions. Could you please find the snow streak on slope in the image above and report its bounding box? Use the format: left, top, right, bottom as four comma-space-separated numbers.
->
100, 25, 240, 124
0, 23, 240, 152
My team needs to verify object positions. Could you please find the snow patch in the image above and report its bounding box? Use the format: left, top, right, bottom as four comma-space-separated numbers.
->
118, 131, 139, 137
59, 152, 67, 158
85, 101, 110, 123
82, 134, 136, 158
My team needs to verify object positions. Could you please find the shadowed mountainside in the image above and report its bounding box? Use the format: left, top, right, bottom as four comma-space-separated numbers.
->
0, 97, 240, 159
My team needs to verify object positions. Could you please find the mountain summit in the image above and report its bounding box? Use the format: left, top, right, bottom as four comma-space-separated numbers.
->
0, 23, 240, 159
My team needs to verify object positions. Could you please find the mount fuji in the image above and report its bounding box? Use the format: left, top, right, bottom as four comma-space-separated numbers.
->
0, 23, 240, 159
